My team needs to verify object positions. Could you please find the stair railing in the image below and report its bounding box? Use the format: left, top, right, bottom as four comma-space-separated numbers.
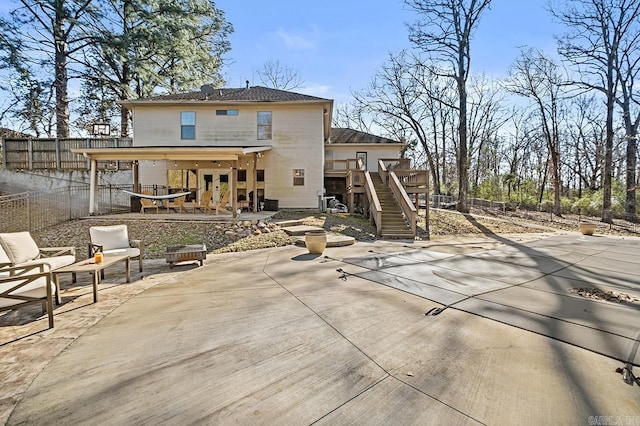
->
364, 171, 382, 235
388, 172, 417, 236
378, 160, 389, 185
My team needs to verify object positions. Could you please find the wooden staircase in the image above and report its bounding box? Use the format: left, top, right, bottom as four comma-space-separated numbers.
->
370, 173, 414, 239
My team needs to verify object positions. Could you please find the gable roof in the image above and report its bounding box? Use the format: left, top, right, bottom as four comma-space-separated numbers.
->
329, 128, 403, 145
120, 85, 331, 106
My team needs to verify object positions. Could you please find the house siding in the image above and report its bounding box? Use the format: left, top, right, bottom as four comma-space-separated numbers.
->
326, 144, 403, 171
131, 103, 326, 209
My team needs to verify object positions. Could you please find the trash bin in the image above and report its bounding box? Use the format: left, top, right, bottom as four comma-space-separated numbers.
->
130, 196, 141, 212
264, 199, 279, 211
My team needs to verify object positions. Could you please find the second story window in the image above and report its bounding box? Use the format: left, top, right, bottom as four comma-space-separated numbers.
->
257, 111, 272, 140
181, 111, 196, 139
216, 109, 239, 116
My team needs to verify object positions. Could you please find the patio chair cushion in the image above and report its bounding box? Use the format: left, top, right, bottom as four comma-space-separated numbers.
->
0, 243, 11, 266
21, 255, 76, 270
89, 225, 130, 251
0, 232, 40, 264
0, 265, 53, 309
102, 247, 141, 258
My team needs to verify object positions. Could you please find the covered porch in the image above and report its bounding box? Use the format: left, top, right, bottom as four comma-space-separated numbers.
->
71, 146, 272, 217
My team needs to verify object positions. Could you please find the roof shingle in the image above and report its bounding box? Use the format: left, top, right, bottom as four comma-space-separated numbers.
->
329, 128, 402, 144
135, 85, 330, 103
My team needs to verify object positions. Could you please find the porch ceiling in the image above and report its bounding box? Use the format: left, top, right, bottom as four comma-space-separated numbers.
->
71, 146, 272, 161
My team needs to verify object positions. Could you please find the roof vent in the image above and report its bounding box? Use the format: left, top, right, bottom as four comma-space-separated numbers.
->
245, 80, 250, 89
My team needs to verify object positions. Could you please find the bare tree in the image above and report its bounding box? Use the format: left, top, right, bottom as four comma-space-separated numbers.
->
563, 94, 606, 196
255, 59, 304, 90
466, 74, 510, 195
500, 108, 540, 201
332, 101, 372, 133
352, 50, 456, 195
551, 0, 640, 222
404, 0, 492, 213
506, 48, 566, 216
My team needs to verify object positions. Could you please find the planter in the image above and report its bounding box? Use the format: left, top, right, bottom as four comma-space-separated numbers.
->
579, 223, 596, 236
305, 230, 327, 254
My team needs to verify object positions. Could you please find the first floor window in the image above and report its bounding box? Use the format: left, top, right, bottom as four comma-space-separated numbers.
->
293, 169, 305, 186
181, 111, 196, 139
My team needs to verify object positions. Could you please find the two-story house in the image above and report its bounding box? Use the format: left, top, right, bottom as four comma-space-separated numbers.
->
116, 84, 333, 213
72, 85, 408, 216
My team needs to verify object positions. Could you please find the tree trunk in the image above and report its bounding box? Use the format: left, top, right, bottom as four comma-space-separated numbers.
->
456, 65, 469, 213
626, 134, 637, 221
54, 0, 69, 138
602, 78, 615, 224
551, 150, 562, 216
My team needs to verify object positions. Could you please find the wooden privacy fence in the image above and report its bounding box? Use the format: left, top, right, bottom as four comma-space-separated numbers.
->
2, 137, 133, 171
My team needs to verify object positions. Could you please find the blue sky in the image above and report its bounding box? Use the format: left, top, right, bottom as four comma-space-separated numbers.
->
216, 0, 563, 105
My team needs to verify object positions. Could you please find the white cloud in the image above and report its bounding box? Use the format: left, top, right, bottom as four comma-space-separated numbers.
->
274, 26, 319, 51
300, 82, 332, 97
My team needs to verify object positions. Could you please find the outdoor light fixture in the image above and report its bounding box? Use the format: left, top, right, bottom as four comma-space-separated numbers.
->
195, 161, 199, 167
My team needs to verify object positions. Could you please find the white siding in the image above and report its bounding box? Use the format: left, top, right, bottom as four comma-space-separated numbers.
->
131, 103, 326, 209
328, 144, 403, 170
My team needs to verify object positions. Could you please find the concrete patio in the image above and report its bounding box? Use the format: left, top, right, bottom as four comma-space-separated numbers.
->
1, 231, 639, 424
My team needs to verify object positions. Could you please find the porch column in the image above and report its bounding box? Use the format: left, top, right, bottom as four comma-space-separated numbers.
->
231, 166, 237, 218
133, 161, 140, 192
89, 158, 97, 215
252, 153, 257, 212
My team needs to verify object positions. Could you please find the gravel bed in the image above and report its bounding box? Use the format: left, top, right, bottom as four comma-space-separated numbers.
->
31, 208, 640, 260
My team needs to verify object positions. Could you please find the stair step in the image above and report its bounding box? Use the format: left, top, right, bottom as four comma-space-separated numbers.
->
369, 171, 415, 239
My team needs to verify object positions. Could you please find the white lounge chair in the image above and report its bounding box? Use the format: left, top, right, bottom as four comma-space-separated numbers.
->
0, 231, 76, 272
89, 225, 143, 277
0, 263, 55, 328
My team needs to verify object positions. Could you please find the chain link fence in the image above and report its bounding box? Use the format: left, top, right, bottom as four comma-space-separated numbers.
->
0, 185, 134, 233
428, 194, 640, 234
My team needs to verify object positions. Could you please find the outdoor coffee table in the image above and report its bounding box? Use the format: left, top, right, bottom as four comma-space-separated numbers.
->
52, 254, 130, 304
166, 244, 207, 267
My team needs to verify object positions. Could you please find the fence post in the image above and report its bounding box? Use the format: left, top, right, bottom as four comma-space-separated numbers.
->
28, 139, 33, 170
1, 137, 6, 169
55, 138, 61, 169
27, 196, 32, 233
68, 187, 72, 221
